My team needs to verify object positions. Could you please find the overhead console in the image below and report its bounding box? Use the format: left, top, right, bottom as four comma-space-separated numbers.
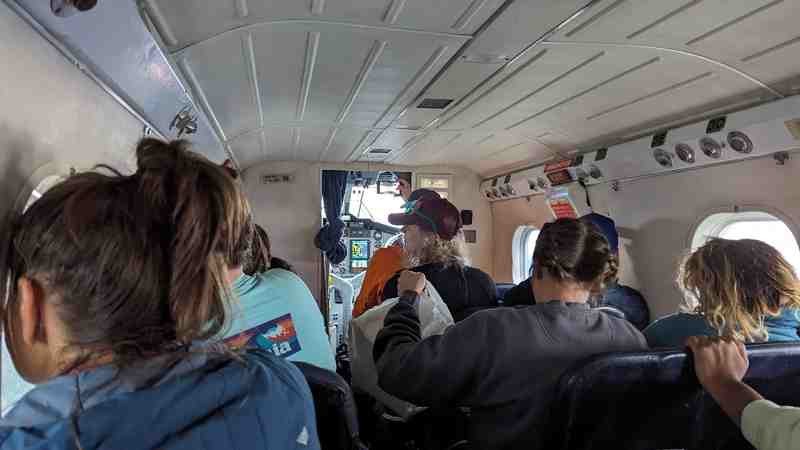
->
482, 95, 800, 202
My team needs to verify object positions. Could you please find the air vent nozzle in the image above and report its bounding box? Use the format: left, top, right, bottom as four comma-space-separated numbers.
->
653, 148, 673, 168
675, 143, 695, 164
727, 131, 753, 154
700, 137, 723, 159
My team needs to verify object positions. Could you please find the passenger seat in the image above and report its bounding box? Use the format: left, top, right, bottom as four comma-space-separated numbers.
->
546, 343, 800, 450
294, 362, 367, 450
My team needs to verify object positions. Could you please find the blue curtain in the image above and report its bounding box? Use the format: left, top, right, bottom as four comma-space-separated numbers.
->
315, 170, 349, 264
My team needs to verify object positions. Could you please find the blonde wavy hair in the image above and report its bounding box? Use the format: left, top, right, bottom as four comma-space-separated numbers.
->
405, 230, 468, 268
680, 238, 800, 342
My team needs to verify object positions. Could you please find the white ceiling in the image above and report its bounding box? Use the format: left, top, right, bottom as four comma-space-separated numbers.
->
140, 0, 800, 175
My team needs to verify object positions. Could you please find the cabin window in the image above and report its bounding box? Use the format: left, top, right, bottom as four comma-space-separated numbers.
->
512, 226, 540, 284
692, 210, 800, 273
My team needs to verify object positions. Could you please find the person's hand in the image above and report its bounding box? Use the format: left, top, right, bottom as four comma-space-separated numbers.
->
686, 336, 762, 426
686, 336, 749, 390
398, 270, 426, 295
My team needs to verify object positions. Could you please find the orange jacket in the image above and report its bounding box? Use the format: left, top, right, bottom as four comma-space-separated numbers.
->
353, 246, 405, 318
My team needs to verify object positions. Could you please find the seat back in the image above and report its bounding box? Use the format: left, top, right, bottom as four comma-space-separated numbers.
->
294, 362, 368, 450
495, 283, 516, 304
548, 343, 800, 450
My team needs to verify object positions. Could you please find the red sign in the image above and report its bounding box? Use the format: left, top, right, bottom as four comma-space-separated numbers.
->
548, 198, 578, 219
544, 159, 573, 173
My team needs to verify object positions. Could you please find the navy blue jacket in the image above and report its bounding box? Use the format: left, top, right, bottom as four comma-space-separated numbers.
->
0, 348, 320, 450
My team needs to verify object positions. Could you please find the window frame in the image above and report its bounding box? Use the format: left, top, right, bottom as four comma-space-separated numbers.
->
690, 205, 800, 252
512, 225, 540, 284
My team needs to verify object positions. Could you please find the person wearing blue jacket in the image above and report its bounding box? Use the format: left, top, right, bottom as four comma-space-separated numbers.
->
0, 138, 320, 449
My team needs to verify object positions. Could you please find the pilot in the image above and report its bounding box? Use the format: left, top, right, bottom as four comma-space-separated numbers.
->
381, 197, 496, 322
353, 188, 441, 318
503, 213, 651, 331
645, 238, 800, 348
397, 172, 413, 200
373, 218, 647, 449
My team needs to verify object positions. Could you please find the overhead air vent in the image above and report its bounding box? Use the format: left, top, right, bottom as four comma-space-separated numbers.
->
417, 98, 454, 109
479, 96, 800, 203
699, 137, 723, 159
727, 131, 753, 154
675, 143, 696, 164
653, 148, 673, 168
368, 148, 393, 155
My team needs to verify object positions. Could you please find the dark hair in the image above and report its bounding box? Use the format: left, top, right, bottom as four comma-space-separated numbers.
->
244, 224, 295, 275
0, 138, 252, 371
533, 218, 618, 289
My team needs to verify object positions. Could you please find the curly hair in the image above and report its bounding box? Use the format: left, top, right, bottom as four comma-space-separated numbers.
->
405, 230, 468, 268
679, 238, 800, 342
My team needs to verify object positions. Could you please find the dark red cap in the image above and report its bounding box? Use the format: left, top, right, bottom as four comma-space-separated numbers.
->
389, 198, 462, 241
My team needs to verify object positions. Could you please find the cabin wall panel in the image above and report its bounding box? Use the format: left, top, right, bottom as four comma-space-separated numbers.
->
588, 156, 800, 321
0, 3, 142, 217
243, 162, 492, 300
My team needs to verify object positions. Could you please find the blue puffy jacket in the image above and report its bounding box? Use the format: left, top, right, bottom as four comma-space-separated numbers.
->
0, 348, 321, 450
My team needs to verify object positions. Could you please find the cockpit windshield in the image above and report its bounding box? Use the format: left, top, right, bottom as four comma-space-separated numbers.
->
344, 171, 407, 227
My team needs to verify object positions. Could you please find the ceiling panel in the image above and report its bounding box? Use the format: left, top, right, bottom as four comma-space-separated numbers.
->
296, 127, 336, 161
252, 29, 308, 124
177, 36, 258, 140
395, 130, 463, 165
438, 46, 604, 130
470, 140, 554, 174
325, 128, 374, 162
262, 127, 296, 161
143, 0, 800, 175
143, 0, 499, 50
228, 130, 264, 169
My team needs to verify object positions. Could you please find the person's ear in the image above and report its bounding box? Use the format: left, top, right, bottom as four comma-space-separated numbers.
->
17, 277, 46, 346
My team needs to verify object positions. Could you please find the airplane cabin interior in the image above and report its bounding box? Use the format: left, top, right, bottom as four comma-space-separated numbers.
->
2, 0, 800, 449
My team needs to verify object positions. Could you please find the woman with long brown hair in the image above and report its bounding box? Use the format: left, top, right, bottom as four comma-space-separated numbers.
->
645, 238, 800, 347
0, 139, 319, 449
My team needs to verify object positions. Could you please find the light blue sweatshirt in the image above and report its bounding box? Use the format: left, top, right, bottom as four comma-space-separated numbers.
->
644, 308, 800, 348
229, 269, 336, 371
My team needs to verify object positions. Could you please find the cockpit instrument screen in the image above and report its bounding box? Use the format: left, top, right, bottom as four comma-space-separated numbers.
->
350, 239, 371, 272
